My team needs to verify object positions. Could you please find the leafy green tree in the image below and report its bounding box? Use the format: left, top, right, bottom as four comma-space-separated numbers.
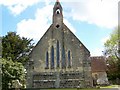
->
104, 29, 120, 82
2, 32, 34, 64
104, 29, 119, 59
1, 58, 25, 89
1, 32, 34, 89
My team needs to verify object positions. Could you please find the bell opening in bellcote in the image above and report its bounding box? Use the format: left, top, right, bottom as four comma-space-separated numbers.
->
56, 9, 60, 14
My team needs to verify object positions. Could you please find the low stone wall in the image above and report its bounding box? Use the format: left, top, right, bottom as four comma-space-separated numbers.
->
32, 71, 87, 88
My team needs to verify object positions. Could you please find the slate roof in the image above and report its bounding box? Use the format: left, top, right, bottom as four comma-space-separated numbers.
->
91, 56, 107, 73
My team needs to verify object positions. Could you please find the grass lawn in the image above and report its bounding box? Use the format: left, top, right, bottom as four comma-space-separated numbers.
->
48, 89, 100, 90
42, 85, 120, 90
100, 85, 120, 88
25, 85, 120, 90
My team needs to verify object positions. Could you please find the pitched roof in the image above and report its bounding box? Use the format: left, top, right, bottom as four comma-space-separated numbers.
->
91, 56, 107, 73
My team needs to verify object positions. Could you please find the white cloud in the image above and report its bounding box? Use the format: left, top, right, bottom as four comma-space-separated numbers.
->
0, 0, 56, 15
63, 0, 119, 29
16, 4, 76, 42
0, 0, 41, 15
91, 47, 104, 56
17, 5, 52, 42
101, 36, 110, 44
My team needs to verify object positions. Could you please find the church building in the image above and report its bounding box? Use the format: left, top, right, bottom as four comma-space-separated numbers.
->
26, 0, 93, 88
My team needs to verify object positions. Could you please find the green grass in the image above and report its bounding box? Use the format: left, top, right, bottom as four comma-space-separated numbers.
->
48, 88, 100, 90
41, 85, 120, 90
24, 85, 120, 90
100, 85, 119, 88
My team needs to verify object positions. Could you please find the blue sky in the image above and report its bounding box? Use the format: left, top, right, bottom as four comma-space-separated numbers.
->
0, 0, 119, 56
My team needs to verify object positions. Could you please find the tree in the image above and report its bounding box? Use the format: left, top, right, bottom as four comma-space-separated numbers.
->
104, 29, 119, 59
1, 32, 34, 89
2, 32, 34, 64
104, 29, 120, 83
1, 58, 25, 89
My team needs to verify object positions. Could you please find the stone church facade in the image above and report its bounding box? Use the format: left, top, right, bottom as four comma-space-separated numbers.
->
26, 0, 92, 88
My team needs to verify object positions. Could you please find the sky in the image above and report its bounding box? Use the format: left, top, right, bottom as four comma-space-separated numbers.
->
0, 0, 119, 56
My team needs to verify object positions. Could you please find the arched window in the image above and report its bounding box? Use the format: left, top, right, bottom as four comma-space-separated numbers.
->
51, 46, 54, 69
56, 41, 59, 67
62, 46, 66, 68
45, 51, 49, 69
68, 50, 71, 68
56, 9, 60, 14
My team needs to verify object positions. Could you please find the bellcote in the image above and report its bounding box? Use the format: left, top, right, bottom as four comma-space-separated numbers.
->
53, 0, 62, 14
53, 0, 63, 28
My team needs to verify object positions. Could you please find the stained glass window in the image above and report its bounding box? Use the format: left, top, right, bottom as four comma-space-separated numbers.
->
51, 46, 54, 69
68, 50, 71, 68
62, 46, 66, 68
45, 51, 49, 69
56, 41, 59, 67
